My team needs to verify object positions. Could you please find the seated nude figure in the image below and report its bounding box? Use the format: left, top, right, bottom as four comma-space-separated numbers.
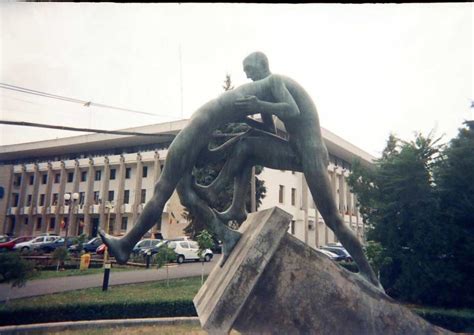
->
195, 52, 382, 289
100, 51, 381, 289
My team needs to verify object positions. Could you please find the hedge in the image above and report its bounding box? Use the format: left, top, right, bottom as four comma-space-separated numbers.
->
0, 300, 196, 326
413, 308, 474, 333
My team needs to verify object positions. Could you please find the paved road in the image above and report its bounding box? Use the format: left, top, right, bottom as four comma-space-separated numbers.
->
0, 255, 221, 302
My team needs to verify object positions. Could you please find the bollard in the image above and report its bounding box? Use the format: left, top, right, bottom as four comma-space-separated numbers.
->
102, 263, 111, 291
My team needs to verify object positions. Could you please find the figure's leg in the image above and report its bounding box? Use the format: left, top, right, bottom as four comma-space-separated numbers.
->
299, 146, 382, 289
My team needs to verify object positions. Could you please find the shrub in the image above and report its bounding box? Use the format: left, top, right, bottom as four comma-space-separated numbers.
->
0, 252, 35, 287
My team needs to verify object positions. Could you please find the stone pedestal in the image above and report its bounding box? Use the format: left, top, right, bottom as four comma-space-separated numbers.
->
194, 207, 451, 335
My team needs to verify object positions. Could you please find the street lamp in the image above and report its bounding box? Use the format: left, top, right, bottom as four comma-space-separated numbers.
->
64, 192, 79, 247
103, 201, 114, 291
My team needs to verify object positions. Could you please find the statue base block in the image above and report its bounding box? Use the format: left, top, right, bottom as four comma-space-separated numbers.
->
194, 207, 451, 335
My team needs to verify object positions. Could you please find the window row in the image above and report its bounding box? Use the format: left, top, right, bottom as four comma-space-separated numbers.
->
15, 166, 151, 186
10, 189, 148, 207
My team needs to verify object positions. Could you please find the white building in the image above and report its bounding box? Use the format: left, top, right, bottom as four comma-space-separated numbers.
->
0, 119, 374, 249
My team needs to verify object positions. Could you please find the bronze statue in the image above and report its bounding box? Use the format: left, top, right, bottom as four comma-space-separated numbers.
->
100, 52, 381, 289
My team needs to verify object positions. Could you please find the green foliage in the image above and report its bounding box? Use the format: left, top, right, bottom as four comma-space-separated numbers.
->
413, 307, 474, 333
72, 234, 87, 253
52, 247, 70, 263
348, 131, 461, 306
153, 245, 177, 269
196, 230, 214, 258
0, 252, 35, 287
364, 241, 392, 279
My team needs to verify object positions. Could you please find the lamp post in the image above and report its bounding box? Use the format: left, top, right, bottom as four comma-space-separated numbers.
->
64, 192, 79, 247
102, 201, 114, 291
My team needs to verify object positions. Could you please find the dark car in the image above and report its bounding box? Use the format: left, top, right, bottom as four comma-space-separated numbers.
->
69, 237, 103, 253
142, 240, 170, 257
321, 246, 353, 262
0, 236, 33, 251
40, 237, 76, 253
132, 239, 162, 256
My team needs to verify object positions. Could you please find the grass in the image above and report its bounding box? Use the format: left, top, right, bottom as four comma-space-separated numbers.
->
0, 276, 203, 312
31, 265, 144, 280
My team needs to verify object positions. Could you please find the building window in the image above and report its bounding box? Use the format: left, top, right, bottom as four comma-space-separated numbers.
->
54, 173, 60, 183
142, 166, 148, 178
79, 192, 85, 205
42, 174, 47, 184
39, 194, 45, 206
121, 217, 128, 231
24, 217, 28, 226
95, 170, 102, 181
290, 220, 295, 235
36, 218, 42, 230
140, 189, 146, 204
110, 168, 116, 180
291, 188, 296, 206
12, 193, 19, 207
123, 190, 130, 204
108, 190, 115, 202
81, 171, 87, 182
93, 191, 100, 204
14, 175, 22, 186
125, 167, 131, 179
279, 185, 285, 204
26, 194, 32, 207
52, 193, 59, 206
49, 217, 55, 230
29, 175, 34, 185
67, 172, 74, 183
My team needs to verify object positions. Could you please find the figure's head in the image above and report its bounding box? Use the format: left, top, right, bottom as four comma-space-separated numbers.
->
243, 51, 270, 81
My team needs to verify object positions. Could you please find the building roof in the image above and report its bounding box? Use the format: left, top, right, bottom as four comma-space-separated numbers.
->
0, 119, 375, 167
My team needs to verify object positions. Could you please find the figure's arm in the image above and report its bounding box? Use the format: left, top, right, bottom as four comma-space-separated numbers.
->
243, 114, 276, 134
234, 75, 300, 120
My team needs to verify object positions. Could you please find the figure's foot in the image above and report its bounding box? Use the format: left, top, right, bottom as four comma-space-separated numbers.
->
98, 229, 131, 265
215, 207, 247, 224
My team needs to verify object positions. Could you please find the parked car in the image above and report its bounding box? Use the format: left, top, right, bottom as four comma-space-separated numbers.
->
0, 236, 33, 251
40, 237, 76, 253
321, 245, 353, 262
317, 248, 345, 261
96, 243, 108, 255
132, 239, 162, 256
168, 240, 213, 264
69, 237, 103, 253
142, 240, 170, 257
0, 235, 10, 243
14, 235, 60, 252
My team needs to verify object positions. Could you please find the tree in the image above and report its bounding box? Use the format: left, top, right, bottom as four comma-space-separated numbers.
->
183, 74, 267, 237
52, 247, 70, 271
434, 121, 474, 307
154, 244, 177, 287
196, 229, 214, 285
0, 252, 35, 287
348, 132, 455, 306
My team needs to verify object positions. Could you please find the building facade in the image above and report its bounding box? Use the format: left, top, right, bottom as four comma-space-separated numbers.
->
0, 119, 374, 249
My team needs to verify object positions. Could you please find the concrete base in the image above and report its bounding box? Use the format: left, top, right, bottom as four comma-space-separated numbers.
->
194, 207, 451, 335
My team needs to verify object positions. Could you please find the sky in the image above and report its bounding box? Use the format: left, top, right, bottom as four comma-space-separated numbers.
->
0, 2, 472, 157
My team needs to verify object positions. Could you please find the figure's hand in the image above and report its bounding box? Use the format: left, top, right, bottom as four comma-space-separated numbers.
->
234, 95, 261, 113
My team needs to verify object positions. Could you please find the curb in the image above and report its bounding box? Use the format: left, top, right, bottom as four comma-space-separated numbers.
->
0, 317, 200, 335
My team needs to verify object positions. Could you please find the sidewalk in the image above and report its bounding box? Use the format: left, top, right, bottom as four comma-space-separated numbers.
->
0, 255, 221, 302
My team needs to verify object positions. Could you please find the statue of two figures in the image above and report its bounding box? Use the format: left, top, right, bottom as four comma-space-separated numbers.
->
100, 52, 382, 290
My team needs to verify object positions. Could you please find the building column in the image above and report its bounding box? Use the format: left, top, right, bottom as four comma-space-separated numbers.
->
131, 153, 143, 226
54, 162, 67, 235
0, 165, 13, 234
114, 155, 126, 235
14, 165, 27, 236
83, 158, 95, 237
353, 193, 360, 240
27, 164, 41, 235
43, 163, 54, 234
302, 175, 309, 245
151, 151, 162, 235
99, 157, 110, 232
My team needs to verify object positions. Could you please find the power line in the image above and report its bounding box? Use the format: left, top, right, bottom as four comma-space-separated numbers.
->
0, 120, 177, 138
0, 83, 168, 117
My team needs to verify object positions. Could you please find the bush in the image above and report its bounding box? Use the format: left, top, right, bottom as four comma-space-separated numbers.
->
0, 300, 196, 326
413, 308, 474, 333
0, 252, 35, 287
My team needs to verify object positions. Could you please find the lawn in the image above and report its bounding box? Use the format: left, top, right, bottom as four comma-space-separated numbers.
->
31, 265, 144, 280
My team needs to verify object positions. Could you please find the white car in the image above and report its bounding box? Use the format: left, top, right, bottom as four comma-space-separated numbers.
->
316, 248, 342, 261
168, 240, 213, 264
14, 235, 60, 252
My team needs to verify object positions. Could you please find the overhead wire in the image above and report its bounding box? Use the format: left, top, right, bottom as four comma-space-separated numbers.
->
0, 83, 175, 118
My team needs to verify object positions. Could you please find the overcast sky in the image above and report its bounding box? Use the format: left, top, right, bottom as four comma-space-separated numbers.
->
1, 3, 472, 157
